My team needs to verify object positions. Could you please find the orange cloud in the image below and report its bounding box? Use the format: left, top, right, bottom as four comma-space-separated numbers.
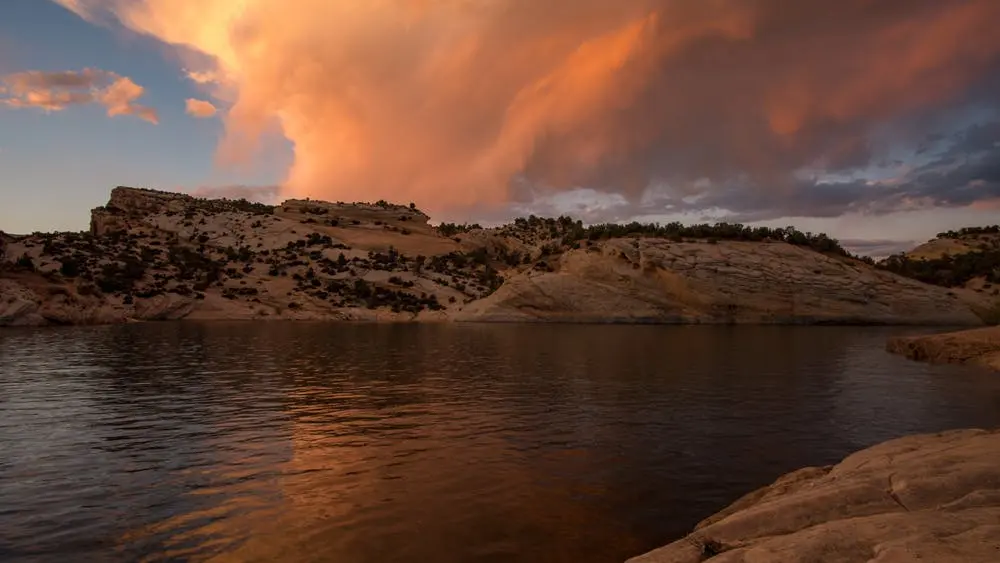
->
0, 68, 158, 123
54, 0, 1000, 215
185, 98, 217, 118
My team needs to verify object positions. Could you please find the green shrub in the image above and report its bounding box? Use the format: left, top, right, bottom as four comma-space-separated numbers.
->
15, 254, 35, 271
937, 225, 999, 239
59, 258, 81, 278
438, 222, 482, 236
880, 250, 1000, 288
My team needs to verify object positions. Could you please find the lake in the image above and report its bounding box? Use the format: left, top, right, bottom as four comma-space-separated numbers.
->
1, 323, 998, 562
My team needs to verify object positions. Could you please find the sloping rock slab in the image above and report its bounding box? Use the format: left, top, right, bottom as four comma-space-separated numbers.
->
628, 428, 1000, 563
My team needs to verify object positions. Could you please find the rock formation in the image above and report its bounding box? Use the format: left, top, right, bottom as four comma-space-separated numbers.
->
0, 186, 991, 327
887, 326, 1000, 371
881, 226, 1000, 320
904, 226, 1000, 261
454, 238, 980, 325
627, 428, 1000, 563
90, 186, 197, 236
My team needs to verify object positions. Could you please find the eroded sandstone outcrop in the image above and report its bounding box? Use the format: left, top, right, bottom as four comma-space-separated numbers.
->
0, 186, 991, 327
90, 186, 196, 236
454, 239, 983, 325
887, 327, 1000, 371
628, 428, 1000, 563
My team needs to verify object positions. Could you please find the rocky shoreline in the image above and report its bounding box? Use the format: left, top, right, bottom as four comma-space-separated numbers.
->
887, 326, 1000, 371
627, 428, 1000, 563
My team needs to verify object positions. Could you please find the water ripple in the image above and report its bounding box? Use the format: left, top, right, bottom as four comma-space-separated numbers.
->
2, 323, 999, 562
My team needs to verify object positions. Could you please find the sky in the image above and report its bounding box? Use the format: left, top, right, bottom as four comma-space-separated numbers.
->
2, 0, 1000, 255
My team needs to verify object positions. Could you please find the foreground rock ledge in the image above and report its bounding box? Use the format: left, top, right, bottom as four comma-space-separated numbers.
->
627, 428, 1000, 563
887, 326, 1000, 371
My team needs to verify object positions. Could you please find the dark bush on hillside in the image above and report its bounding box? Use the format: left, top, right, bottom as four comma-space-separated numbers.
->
42, 239, 65, 256
306, 233, 333, 247
15, 254, 35, 271
96, 257, 146, 293
215, 198, 275, 215
937, 225, 1000, 239
427, 252, 470, 272
388, 276, 416, 288
59, 258, 82, 278
438, 222, 482, 236
468, 247, 489, 266
353, 279, 373, 299
479, 265, 503, 294
135, 287, 164, 298
880, 249, 1000, 287
565, 221, 851, 256
503, 212, 857, 258
222, 287, 259, 299
169, 245, 222, 282
140, 247, 161, 262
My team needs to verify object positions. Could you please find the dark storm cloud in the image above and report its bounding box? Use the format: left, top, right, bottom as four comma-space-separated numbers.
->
685, 148, 1000, 223
939, 121, 1000, 159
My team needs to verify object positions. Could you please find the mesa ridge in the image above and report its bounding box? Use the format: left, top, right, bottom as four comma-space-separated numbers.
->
0, 186, 992, 327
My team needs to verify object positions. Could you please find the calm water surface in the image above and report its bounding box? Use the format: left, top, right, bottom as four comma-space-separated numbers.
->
1, 323, 999, 562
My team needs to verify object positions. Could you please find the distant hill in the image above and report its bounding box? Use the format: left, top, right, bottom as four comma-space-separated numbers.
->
0, 186, 986, 327
877, 226, 999, 324
881, 226, 1000, 289
903, 226, 1000, 261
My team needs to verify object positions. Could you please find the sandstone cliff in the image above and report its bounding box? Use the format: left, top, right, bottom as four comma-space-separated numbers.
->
628, 428, 1000, 563
0, 186, 988, 327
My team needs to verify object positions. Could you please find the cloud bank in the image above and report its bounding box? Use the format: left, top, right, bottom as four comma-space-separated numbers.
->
0, 68, 158, 123
53, 0, 1000, 219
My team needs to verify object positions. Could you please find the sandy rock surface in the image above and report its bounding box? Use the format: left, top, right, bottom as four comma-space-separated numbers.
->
456, 239, 983, 325
628, 428, 1000, 563
887, 327, 1000, 371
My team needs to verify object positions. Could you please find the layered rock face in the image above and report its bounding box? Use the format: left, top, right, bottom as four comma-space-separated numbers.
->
90, 186, 196, 236
455, 238, 982, 325
628, 428, 1000, 563
0, 186, 989, 327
